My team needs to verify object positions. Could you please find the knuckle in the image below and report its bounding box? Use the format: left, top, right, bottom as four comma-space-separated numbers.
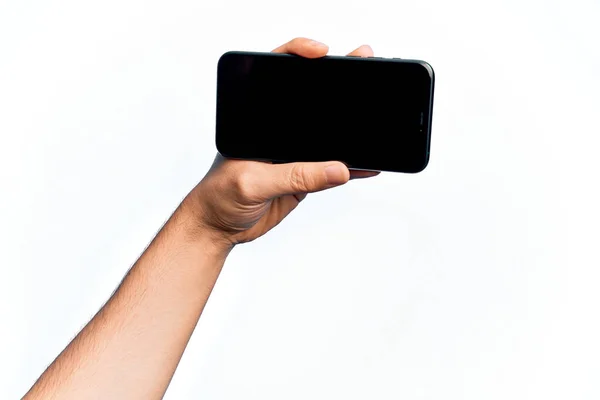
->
232, 168, 258, 200
290, 37, 303, 45
288, 37, 307, 49
289, 164, 311, 192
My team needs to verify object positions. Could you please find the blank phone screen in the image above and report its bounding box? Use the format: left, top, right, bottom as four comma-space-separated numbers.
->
216, 52, 434, 173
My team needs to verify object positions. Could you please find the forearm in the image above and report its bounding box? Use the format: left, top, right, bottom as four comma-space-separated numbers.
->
25, 201, 231, 400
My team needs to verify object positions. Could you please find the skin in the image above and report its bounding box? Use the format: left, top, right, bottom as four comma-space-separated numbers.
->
23, 37, 378, 400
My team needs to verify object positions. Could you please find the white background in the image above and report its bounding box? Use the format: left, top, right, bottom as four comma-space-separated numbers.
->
1, 0, 599, 398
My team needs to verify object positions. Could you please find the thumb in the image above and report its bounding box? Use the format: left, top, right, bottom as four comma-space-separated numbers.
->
257, 161, 350, 200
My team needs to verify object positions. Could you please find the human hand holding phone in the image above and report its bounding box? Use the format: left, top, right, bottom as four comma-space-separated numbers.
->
190, 38, 380, 247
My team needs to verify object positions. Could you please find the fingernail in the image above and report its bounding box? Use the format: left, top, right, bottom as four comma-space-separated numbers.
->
310, 40, 327, 48
325, 165, 348, 185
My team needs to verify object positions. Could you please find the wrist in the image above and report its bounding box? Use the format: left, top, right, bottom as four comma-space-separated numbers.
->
171, 196, 234, 260
125, 198, 231, 306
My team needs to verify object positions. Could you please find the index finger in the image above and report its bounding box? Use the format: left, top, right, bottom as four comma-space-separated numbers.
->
272, 37, 329, 58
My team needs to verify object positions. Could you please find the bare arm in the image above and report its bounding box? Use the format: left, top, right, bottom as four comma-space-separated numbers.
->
24, 203, 231, 399
24, 38, 377, 400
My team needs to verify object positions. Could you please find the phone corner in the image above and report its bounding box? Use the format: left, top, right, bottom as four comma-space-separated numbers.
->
217, 51, 240, 69
411, 155, 431, 174
418, 61, 435, 81
214, 138, 227, 158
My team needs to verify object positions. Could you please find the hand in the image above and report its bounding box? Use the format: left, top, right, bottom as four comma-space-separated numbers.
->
186, 38, 379, 248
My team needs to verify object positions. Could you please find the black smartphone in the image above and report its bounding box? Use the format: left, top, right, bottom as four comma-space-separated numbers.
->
215, 51, 435, 173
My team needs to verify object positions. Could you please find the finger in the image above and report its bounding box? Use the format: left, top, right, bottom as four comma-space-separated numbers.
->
350, 170, 380, 180
294, 193, 308, 202
273, 193, 305, 222
254, 161, 350, 200
273, 167, 376, 221
272, 37, 329, 58
346, 44, 374, 58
